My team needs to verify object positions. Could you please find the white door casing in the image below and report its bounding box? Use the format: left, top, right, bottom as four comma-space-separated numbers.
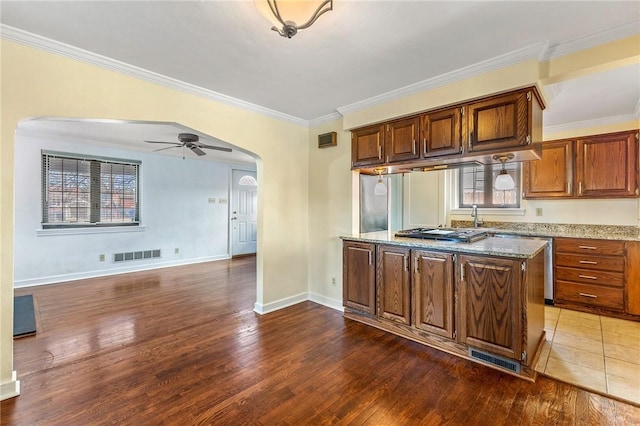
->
231, 169, 257, 256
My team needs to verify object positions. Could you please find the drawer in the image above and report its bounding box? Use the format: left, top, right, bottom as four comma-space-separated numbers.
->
554, 253, 625, 272
555, 238, 625, 256
555, 266, 624, 287
555, 280, 624, 310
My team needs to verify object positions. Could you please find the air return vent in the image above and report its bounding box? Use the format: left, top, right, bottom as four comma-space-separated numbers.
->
114, 249, 161, 263
469, 348, 521, 373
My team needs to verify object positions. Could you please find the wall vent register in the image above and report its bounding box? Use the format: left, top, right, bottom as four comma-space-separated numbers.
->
114, 249, 161, 263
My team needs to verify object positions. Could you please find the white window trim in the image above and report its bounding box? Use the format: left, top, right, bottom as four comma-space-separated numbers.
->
451, 207, 526, 216
37, 225, 147, 237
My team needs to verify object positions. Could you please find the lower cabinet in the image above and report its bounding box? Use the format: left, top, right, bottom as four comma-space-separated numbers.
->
457, 255, 522, 361
412, 250, 454, 339
342, 240, 545, 378
377, 245, 411, 325
343, 241, 376, 315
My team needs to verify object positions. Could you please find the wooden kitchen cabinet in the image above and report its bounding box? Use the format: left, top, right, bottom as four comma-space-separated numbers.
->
554, 238, 626, 313
377, 245, 411, 325
627, 241, 640, 316
351, 124, 385, 168
458, 254, 523, 361
466, 90, 537, 153
385, 117, 421, 163
412, 250, 454, 338
523, 139, 574, 198
575, 130, 639, 198
343, 241, 376, 314
420, 106, 462, 158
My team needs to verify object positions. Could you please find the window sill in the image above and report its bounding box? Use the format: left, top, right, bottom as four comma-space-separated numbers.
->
451, 208, 526, 216
37, 225, 146, 237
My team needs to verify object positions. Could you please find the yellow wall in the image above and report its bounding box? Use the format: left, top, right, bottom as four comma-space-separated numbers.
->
0, 40, 309, 393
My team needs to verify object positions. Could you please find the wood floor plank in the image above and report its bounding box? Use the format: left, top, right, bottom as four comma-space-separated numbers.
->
3, 256, 639, 425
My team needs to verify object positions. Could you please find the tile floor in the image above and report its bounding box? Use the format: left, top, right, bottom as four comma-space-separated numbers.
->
536, 306, 640, 405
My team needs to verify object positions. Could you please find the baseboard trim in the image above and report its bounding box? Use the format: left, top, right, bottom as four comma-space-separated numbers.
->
254, 292, 308, 315
0, 372, 20, 401
13, 255, 231, 288
308, 292, 344, 312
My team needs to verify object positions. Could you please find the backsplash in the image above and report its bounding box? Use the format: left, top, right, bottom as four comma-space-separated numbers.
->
451, 221, 640, 241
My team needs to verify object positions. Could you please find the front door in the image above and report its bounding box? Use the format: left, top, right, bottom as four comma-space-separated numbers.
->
231, 169, 257, 256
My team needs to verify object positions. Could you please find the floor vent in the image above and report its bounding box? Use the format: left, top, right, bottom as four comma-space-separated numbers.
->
114, 249, 161, 263
469, 348, 521, 373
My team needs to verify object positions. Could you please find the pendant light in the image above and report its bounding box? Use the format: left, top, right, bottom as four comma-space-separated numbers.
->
373, 167, 388, 196
493, 154, 515, 191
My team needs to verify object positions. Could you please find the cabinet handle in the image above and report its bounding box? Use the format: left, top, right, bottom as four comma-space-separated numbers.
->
415, 257, 419, 273
578, 274, 598, 280
579, 260, 598, 265
568, 181, 572, 194
460, 263, 465, 281
578, 245, 598, 250
404, 256, 409, 271
368, 251, 372, 265
412, 140, 416, 155
377, 144, 382, 160
579, 292, 597, 298
579, 182, 583, 194
423, 138, 427, 155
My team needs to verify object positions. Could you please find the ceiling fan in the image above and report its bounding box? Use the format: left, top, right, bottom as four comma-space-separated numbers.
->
144, 133, 232, 157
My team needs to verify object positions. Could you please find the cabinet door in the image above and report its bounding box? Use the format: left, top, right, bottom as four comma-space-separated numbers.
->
343, 241, 376, 314
467, 91, 530, 152
377, 245, 411, 325
458, 255, 522, 360
523, 140, 574, 198
575, 131, 639, 198
420, 107, 462, 158
412, 250, 454, 338
627, 241, 640, 315
352, 125, 385, 168
386, 117, 420, 163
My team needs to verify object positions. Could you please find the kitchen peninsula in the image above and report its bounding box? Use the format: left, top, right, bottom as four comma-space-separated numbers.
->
342, 231, 547, 380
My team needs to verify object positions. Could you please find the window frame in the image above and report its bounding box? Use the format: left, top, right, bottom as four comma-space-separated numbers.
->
458, 162, 521, 209
41, 151, 141, 229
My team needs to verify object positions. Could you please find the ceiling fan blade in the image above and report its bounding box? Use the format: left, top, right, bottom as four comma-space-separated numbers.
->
153, 146, 178, 152
190, 146, 206, 156
197, 143, 233, 152
145, 140, 181, 145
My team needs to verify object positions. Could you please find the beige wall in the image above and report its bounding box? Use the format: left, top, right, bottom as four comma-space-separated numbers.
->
0, 40, 309, 394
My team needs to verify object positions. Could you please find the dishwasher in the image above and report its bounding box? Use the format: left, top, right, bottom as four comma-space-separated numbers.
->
491, 233, 554, 305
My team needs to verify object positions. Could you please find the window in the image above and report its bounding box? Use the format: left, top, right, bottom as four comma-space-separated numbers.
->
458, 163, 520, 208
42, 151, 141, 228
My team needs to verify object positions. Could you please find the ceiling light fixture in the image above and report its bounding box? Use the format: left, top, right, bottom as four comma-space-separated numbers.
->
373, 167, 388, 196
493, 154, 516, 191
266, 0, 333, 38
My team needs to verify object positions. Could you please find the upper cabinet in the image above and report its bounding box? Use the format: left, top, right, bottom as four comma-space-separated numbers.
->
524, 130, 639, 199
575, 131, 638, 198
420, 106, 462, 158
350, 87, 544, 172
386, 117, 421, 163
467, 91, 533, 152
352, 124, 385, 168
523, 140, 574, 198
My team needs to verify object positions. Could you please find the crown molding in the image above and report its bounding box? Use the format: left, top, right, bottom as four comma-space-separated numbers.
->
308, 111, 343, 128
539, 20, 640, 61
337, 42, 548, 117
543, 112, 640, 135
0, 24, 309, 127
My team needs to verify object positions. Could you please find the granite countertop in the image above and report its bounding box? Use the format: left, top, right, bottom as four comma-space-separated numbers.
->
451, 221, 640, 241
342, 231, 548, 259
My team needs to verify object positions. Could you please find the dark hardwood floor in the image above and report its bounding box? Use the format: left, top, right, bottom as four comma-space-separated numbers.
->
2, 256, 638, 425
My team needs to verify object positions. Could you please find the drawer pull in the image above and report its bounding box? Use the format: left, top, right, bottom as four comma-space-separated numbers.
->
579, 260, 598, 265
578, 245, 598, 250
578, 274, 598, 280
578, 292, 597, 298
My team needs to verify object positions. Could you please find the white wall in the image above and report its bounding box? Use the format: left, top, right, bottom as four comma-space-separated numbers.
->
14, 128, 254, 287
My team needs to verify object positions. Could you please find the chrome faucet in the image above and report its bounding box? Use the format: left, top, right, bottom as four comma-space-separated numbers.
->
471, 204, 482, 227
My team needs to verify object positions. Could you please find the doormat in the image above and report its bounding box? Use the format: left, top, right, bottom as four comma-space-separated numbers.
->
14, 294, 36, 338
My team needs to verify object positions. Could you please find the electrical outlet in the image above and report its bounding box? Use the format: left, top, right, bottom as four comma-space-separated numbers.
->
535, 208, 543, 217
331, 277, 336, 287
99, 254, 105, 262
175, 248, 179, 254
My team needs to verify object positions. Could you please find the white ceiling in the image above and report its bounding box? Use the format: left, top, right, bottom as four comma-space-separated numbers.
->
1, 1, 639, 157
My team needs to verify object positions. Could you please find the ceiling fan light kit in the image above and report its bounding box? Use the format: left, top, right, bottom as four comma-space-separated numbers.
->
144, 133, 232, 158
266, 0, 333, 38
